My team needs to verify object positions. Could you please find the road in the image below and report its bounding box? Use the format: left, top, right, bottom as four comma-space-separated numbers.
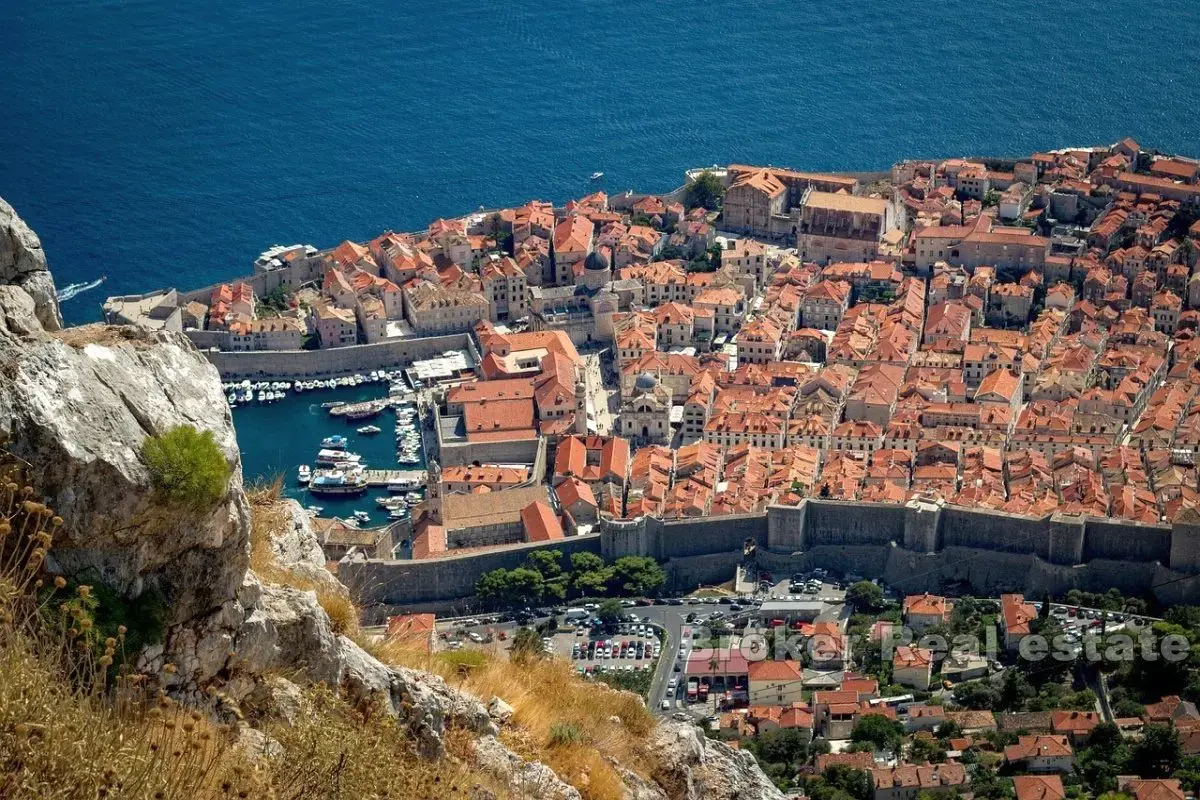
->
438, 599, 726, 718
433, 590, 1155, 720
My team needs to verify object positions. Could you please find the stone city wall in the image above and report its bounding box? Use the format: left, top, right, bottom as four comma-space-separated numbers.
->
339, 534, 602, 607
204, 333, 472, 379
342, 498, 1200, 611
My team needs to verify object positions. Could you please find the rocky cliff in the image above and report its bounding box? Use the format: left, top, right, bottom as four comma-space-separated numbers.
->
0, 197, 784, 800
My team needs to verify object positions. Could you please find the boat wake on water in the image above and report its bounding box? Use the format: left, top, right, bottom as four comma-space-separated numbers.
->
56, 276, 107, 303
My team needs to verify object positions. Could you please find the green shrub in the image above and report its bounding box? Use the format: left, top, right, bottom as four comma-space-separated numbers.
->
548, 722, 583, 747
140, 425, 230, 510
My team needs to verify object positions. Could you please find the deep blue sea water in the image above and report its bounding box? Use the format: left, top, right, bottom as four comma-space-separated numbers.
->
3, 0, 1199, 492
3, 0, 1200, 326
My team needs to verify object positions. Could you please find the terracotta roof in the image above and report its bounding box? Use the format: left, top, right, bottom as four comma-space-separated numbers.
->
747, 659, 803, 682
1004, 734, 1073, 762
1014, 775, 1066, 800
555, 476, 597, 510
521, 501, 564, 542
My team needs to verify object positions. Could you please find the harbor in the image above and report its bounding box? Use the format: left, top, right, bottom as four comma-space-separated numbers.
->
228, 374, 428, 529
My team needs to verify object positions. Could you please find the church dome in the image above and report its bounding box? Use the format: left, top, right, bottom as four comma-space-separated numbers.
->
583, 248, 611, 272
635, 371, 658, 392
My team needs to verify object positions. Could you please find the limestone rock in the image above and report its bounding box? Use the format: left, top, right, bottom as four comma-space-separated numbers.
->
473, 734, 582, 800
0, 323, 251, 630
267, 499, 343, 592
241, 675, 307, 726
649, 722, 785, 800
614, 762, 669, 800
486, 696, 514, 724
0, 197, 62, 330
224, 581, 495, 756
231, 724, 285, 761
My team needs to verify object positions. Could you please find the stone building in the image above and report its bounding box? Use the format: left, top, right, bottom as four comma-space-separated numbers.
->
620, 372, 674, 445
797, 190, 896, 264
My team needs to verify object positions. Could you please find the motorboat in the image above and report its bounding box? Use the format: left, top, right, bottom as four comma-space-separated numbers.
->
352, 510, 371, 524
308, 470, 368, 496
388, 507, 409, 521
297, 465, 311, 484
590, 171, 604, 181
387, 477, 423, 493
356, 425, 382, 435
320, 435, 348, 449
316, 448, 361, 466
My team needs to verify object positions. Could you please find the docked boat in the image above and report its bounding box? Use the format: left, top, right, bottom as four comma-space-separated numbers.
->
320, 401, 346, 409
308, 470, 368, 496
376, 496, 407, 509
297, 465, 311, 484
387, 477, 423, 493
320, 435, 348, 449
352, 510, 371, 524
305, 505, 324, 515
316, 448, 361, 466
388, 508, 409, 521
356, 425, 382, 435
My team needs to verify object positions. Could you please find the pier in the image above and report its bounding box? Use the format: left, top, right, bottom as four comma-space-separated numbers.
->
362, 469, 427, 487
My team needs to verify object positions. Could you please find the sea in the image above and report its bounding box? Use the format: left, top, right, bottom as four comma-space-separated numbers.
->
230, 382, 425, 527
2, 0, 1199, 488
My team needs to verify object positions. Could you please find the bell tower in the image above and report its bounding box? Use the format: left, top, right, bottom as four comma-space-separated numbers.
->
426, 458, 443, 523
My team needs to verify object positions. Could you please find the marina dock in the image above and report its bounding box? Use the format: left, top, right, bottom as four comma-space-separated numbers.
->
362, 469, 427, 487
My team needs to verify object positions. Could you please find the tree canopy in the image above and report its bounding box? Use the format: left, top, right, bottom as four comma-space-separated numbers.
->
685, 170, 725, 210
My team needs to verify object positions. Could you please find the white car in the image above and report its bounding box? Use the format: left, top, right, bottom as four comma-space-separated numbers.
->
661, 700, 670, 710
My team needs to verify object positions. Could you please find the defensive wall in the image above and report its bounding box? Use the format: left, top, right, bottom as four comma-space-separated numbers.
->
203, 332, 473, 379
339, 533, 603, 611
342, 498, 1200, 611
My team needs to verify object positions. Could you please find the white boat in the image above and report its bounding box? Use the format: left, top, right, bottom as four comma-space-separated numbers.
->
388, 508, 409, 520
297, 465, 311, 484
387, 477, 423, 493
590, 171, 604, 181
316, 448, 361, 466
321, 435, 348, 449
305, 505, 324, 515
352, 510, 371, 523
356, 425, 382, 435
308, 470, 368, 496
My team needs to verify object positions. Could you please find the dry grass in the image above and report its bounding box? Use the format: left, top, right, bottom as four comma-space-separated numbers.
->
0, 468, 519, 800
247, 484, 360, 638
53, 324, 155, 350
374, 641, 662, 800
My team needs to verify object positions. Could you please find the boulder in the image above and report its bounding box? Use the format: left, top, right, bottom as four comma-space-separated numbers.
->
486, 696, 514, 724
649, 722, 786, 800
473, 734, 582, 800
0, 323, 251, 629
0, 196, 62, 330
267, 499, 343, 592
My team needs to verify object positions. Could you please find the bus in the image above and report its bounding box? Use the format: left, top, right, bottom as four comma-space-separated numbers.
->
686, 679, 699, 702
